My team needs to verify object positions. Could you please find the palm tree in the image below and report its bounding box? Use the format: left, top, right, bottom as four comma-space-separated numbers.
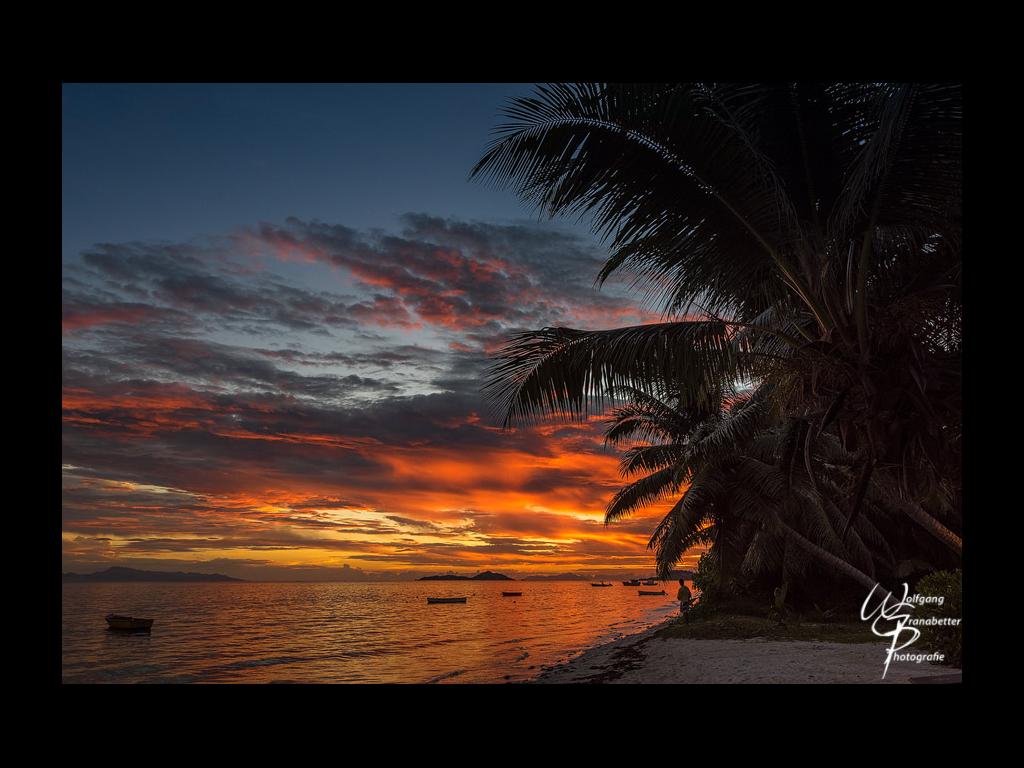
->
600, 384, 954, 593
475, 83, 962, 565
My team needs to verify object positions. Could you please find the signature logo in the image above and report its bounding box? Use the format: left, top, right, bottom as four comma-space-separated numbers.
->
860, 583, 921, 679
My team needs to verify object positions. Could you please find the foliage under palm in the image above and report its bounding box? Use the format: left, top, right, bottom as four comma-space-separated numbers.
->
602, 385, 957, 599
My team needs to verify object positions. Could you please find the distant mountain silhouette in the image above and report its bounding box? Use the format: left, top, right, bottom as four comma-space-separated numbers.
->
417, 570, 513, 581
62, 566, 244, 583
521, 571, 696, 581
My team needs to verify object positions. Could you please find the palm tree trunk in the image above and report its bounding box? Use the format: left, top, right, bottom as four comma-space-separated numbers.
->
901, 504, 963, 556
780, 522, 880, 593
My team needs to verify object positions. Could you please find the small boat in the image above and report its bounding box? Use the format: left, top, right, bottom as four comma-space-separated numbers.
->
591, 582, 613, 587
426, 597, 467, 604
105, 614, 154, 631
502, 591, 523, 597
638, 590, 667, 596
642, 580, 659, 586
622, 580, 641, 586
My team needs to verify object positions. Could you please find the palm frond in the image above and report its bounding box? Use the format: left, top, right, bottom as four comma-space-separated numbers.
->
605, 465, 681, 523
648, 469, 722, 576
619, 444, 684, 477
470, 83, 812, 318
484, 321, 747, 426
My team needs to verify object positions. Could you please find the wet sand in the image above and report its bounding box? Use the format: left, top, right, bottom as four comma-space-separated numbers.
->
531, 618, 960, 684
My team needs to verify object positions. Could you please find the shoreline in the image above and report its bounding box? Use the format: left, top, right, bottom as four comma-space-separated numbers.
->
528, 616, 961, 684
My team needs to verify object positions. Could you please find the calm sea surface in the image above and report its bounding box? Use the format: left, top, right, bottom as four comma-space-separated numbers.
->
62, 580, 693, 683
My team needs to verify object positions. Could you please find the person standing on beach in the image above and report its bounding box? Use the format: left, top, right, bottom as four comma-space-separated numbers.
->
677, 580, 693, 622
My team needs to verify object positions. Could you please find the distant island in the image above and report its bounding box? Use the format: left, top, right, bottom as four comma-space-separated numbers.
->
417, 570, 512, 581
62, 566, 245, 583
522, 571, 697, 581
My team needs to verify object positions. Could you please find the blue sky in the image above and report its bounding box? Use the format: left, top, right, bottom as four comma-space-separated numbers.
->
62, 83, 564, 261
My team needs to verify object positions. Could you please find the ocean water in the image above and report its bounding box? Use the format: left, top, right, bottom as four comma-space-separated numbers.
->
62, 580, 693, 683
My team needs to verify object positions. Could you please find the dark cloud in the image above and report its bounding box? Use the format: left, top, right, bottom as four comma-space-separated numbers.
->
65, 337, 400, 403
67, 241, 361, 336
254, 215, 661, 336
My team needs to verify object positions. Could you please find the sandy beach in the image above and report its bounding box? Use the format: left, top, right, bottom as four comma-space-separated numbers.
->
531, 618, 961, 684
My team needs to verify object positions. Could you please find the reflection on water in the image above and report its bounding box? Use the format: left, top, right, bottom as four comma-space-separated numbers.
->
62, 580, 694, 683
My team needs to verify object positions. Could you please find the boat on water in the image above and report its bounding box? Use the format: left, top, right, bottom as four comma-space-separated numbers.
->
622, 579, 641, 586
642, 580, 659, 586
502, 591, 523, 597
426, 597, 468, 604
638, 590, 667, 596
105, 614, 154, 631
590, 582, 613, 587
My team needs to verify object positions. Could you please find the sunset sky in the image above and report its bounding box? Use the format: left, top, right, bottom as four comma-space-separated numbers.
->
61, 83, 695, 580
